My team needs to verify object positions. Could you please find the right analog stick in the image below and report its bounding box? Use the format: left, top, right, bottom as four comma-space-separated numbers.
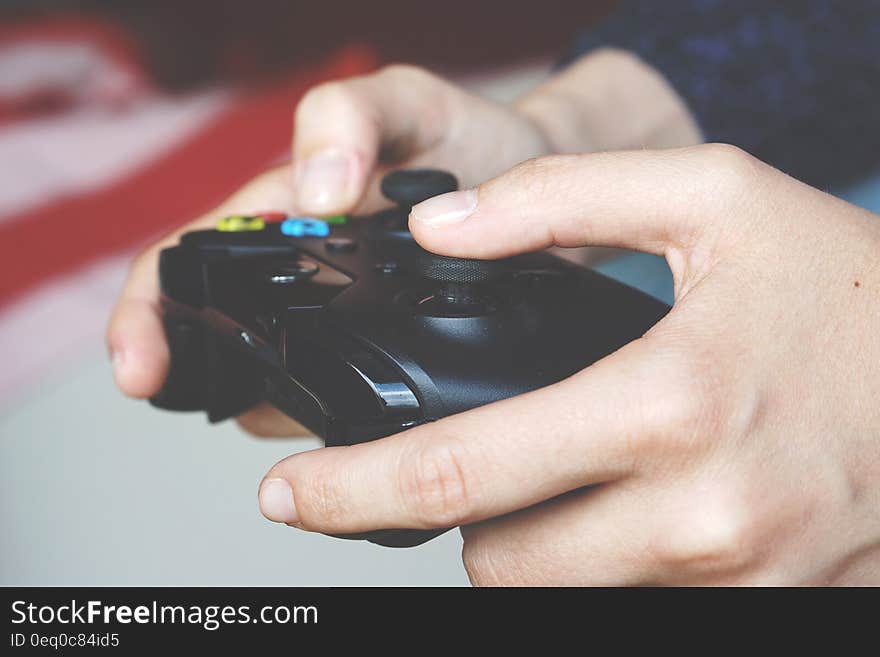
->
410, 252, 507, 313
411, 252, 504, 285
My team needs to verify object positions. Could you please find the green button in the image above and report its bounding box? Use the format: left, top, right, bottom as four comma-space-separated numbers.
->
324, 214, 348, 225
217, 215, 265, 232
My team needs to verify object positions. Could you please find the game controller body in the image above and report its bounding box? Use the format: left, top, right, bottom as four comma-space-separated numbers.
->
151, 170, 670, 547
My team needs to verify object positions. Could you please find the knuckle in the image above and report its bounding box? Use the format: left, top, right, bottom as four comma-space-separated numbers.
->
507, 154, 578, 184
287, 457, 349, 530
497, 155, 585, 233
639, 366, 710, 456
295, 80, 359, 121
652, 382, 705, 441
633, 345, 732, 459
516, 154, 589, 197
398, 439, 479, 528
694, 142, 763, 199
653, 492, 760, 575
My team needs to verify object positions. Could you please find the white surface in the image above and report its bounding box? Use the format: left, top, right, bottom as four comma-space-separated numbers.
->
0, 88, 229, 220
0, 252, 132, 412
0, 350, 468, 586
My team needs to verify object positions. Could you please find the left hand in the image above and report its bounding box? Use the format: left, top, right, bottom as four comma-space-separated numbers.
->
256, 145, 880, 585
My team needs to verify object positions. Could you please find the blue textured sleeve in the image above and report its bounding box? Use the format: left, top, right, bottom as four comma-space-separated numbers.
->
564, 0, 880, 188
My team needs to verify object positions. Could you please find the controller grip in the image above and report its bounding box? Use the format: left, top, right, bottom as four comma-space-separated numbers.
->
150, 314, 209, 412
150, 302, 265, 422
153, 320, 445, 546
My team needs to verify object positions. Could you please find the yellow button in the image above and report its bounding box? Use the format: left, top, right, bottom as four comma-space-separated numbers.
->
217, 215, 265, 232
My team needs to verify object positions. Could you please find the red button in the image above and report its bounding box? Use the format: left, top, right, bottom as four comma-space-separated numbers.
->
258, 211, 287, 222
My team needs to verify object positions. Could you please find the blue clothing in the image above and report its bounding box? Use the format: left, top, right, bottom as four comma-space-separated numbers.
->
565, 1, 880, 188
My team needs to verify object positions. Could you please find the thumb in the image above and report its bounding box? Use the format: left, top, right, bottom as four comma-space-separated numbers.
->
292, 66, 456, 215
408, 145, 762, 261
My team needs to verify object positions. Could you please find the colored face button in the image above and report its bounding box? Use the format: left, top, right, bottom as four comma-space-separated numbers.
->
281, 217, 330, 238
257, 211, 288, 222
217, 215, 265, 232
324, 214, 348, 225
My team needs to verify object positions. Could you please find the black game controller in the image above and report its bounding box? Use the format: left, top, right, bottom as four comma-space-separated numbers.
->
150, 169, 670, 547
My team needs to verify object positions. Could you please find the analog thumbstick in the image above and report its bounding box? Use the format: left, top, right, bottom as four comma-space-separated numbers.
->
408, 251, 508, 314
411, 252, 504, 284
381, 169, 459, 208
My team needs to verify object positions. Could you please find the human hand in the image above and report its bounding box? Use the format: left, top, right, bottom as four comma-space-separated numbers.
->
289, 64, 554, 215
257, 145, 880, 585
288, 50, 702, 214
106, 65, 553, 413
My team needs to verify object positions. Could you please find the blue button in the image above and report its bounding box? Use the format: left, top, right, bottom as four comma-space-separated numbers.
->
280, 217, 330, 238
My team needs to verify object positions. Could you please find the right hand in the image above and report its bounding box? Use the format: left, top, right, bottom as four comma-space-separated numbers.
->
106, 64, 554, 433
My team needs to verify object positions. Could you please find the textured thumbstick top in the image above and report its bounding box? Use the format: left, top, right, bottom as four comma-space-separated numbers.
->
381, 169, 459, 207
411, 252, 505, 284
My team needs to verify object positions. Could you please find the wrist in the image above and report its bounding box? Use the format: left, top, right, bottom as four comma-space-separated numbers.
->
515, 48, 702, 153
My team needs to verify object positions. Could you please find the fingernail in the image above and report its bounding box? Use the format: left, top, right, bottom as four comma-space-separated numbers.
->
294, 149, 355, 211
259, 478, 299, 524
410, 190, 477, 227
